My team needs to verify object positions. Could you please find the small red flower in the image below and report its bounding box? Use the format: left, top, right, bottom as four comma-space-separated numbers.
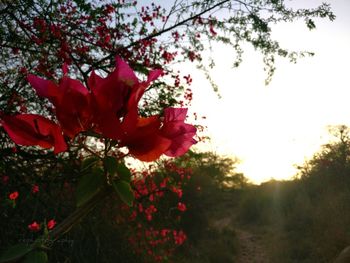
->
32, 185, 39, 194
47, 219, 56, 230
9, 191, 19, 200
173, 230, 187, 245
28, 221, 40, 232
161, 229, 170, 237
177, 202, 186, 212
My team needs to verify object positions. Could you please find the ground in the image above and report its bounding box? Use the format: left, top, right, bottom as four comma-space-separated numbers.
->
210, 203, 269, 262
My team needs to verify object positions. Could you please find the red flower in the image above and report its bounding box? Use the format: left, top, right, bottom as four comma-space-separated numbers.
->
27, 65, 91, 140
57, 78, 92, 137
11, 57, 196, 161
88, 57, 137, 139
161, 108, 197, 157
28, 221, 40, 232
118, 109, 196, 162
9, 191, 19, 200
161, 229, 170, 237
173, 230, 187, 245
28, 72, 92, 138
119, 116, 171, 162
89, 57, 162, 140
32, 185, 39, 194
47, 219, 56, 230
177, 202, 187, 212
0, 113, 67, 154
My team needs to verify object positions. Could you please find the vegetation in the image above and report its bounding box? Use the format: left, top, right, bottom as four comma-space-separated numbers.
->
161, 125, 350, 262
163, 129, 350, 262
0, 0, 342, 262
235, 126, 350, 262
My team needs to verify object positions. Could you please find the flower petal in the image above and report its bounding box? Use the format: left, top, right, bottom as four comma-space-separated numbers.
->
1, 114, 67, 154
115, 56, 139, 86
55, 77, 91, 137
161, 108, 197, 157
164, 108, 188, 122
121, 116, 171, 162
147, 69, 163, 83
27, 75, 62, 104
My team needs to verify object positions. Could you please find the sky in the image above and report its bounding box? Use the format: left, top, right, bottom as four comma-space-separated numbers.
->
186, 0, 350, 183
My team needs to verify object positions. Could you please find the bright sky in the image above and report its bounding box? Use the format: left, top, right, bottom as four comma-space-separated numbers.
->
186, 0, 350, 183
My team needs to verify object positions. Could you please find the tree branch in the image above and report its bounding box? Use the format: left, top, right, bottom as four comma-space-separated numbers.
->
89, 0, 231, 72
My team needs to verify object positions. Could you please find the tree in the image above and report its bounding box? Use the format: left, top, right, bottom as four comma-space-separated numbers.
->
297, 125, 350, 182
0, 0, 335, 107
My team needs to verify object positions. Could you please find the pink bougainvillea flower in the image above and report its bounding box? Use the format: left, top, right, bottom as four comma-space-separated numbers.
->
119, 108, 196, 162
22, 57, 196, 162
120, 116, 171, 162
89, 57, 139, 118
0, 113, 67, 154
26, 75, 61, 104
89, 56, 163, 140
161, 108, 197, 157
28, 70, 91, 138
47, 219, 56, 230
9, 191, 19, 200
28, 221, 40, 232
121, 65, 163, 133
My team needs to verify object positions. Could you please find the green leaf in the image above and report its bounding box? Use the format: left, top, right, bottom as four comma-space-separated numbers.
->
116, 163, 132, 182
104, 157, 132, 182
0, 244, 32, 263
112, 180, 134, 207
132, 17, 138, 27
81, 156, 99, 172
306, 19, 316, 30
103, 156, 118, 175
76, 168, 105, 207
23, 251, 48, 263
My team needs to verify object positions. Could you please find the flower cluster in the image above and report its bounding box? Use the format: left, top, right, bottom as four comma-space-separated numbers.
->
108, 159, 192, 261
0, 57, 197, 161
28, 219, 56, 232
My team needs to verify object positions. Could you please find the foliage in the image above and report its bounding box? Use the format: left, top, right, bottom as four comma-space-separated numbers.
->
168, 151, 245, 262
236, 126, 350, 263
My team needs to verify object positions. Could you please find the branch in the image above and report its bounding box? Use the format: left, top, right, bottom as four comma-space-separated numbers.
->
47, 187, 111, 242
89, 0, 231, 72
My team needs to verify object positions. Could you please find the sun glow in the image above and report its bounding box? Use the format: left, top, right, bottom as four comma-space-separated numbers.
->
187, 0, 350, 183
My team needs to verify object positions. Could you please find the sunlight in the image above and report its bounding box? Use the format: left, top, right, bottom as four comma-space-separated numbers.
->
189, 0, 350, 183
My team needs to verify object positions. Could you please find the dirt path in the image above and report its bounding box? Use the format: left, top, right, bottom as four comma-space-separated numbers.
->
235, 228, 268, 263
211, 217, 268, 263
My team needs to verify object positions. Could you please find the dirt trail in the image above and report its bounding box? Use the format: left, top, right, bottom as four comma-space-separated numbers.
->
235, 228, 268, 263
212, 217, 268, 263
